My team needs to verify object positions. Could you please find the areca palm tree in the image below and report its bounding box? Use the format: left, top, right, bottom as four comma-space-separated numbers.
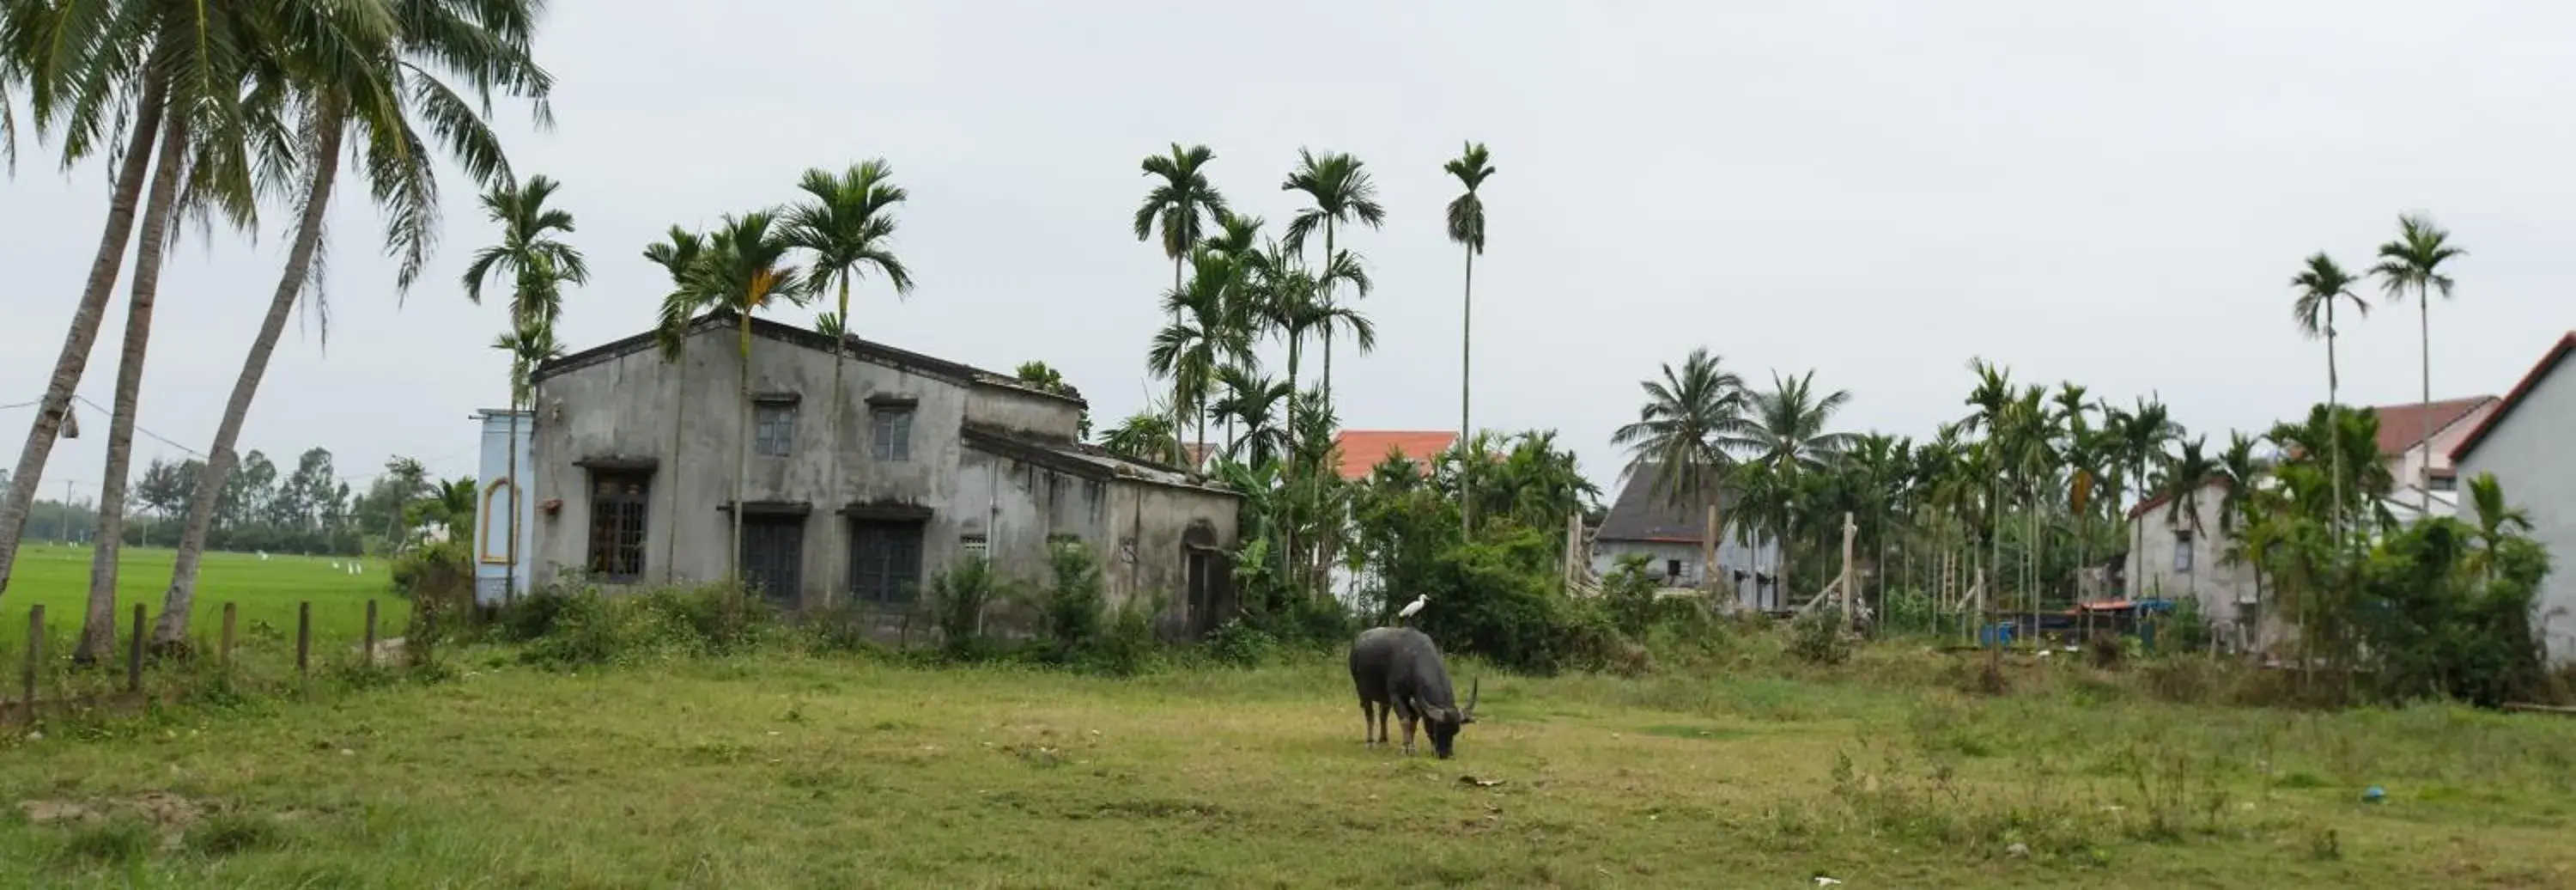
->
1443, 143, 1494, 529
673, 211, 810, 584
2463, 472, 2530, 581
153, 0, 550, 643
785, 160, 914, 515
1212, 366, 1290, 467
459, 174, 583, 604
1611, 348, 1750, 589
1133, 143, 1226, 319
2293, 253, 2368, 543
1279, 149, 1386, 403
1150, 253, 1255, 466
644, 226, 708, 580
2369, 214, 2466, 514
2105, 396, 2182, 586
2159, 436, 2223, 607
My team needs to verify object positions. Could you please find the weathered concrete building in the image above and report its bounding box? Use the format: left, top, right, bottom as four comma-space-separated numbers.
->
515, 312, 1242, 633
1590, 463, 1780, 609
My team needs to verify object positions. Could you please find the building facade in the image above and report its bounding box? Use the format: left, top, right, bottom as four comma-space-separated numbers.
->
2123, 479, 2262, 648
519, 312, 1242, 634
473, 409, 537, 606
2369, 395, 2499, 515
1590, 463, 1779, 609
2449, 332, 2576, 665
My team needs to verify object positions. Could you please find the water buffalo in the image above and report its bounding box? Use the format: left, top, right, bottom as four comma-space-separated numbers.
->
1348, 626, 1479, 758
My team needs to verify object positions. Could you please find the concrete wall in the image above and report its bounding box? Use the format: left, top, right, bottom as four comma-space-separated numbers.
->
2454, 365, 2576, 665
964, 382, 1082, 442
2123, 482, 2258, 634
473, 410, 536, 605
526, 320, 1234, 629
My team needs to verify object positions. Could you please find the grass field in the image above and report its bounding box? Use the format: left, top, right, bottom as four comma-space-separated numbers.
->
3, 544, 392, 648
3, 646, 2573, 887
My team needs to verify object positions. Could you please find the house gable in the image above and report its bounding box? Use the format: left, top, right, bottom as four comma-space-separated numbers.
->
2450, 332, 2576, 463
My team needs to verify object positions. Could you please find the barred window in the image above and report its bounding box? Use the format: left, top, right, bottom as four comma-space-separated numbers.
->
872, 409, 913, 461
849, 521, 924, 603
755, 402, 798, 458
586, 471, 650, 581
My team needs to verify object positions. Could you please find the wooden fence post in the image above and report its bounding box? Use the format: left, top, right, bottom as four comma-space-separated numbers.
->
125, 604, 144, 692
363, 600, 379, 668
220, 602, 237, 673
21, 605, 40, 713
295, 602, 312, 677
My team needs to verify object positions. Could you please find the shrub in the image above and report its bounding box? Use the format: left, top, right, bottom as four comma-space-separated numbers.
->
1201, 618, 1277, 668
1085, 593, 1163, 676
1789, 607, 1853, 666
1601, 553, 1661, 638
927, 558, 1003, 660
507, 581, 770, 668
1031, 541, 1107, 661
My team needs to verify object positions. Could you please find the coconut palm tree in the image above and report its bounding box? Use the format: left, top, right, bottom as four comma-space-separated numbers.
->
1279, 149, 1386, 404
1443, 142, 1494, 529
2293, 253, 2368, 543
785, 160, 914, 521
2159, 436, 2223, 607
1611, 349, 1751, 586
674, 212, 809, 583
0, 0, 265, 600
1133, 143, 1227, 320
1727, 371, 1858, 600
2369, 214, 2467, 514
154, 0, 550, 643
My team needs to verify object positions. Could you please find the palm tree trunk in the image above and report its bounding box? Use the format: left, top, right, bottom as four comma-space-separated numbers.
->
504, 399, 519, 605
1460, 246, 1474, 535
828, 277, 850, 599
2326, 308, 2346, 546
664, 327, 690, 583
77, 111, 190, 661
1321, 222, 1336, 406
157, 97, 342, 646
0, 74, 166, 601
2416, 287, 2432, 516
732, 312, 751, 585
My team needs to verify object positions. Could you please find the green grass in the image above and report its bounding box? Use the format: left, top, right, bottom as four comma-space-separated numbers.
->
3, 543, 393, 645
3, 648, 2573, 887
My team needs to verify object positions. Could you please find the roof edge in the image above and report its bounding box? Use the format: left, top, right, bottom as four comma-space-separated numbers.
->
2450, 332, 2576, 464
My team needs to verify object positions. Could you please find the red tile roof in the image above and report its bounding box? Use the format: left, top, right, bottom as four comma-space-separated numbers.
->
2366, 395, 2498, 458
1331, 430, 1456, 481
2450, 332, 2576, 463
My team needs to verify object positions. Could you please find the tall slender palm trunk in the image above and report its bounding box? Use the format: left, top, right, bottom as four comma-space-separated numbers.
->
1172, 256, 1188, 462
503, 403, 519, 604
732, 314, 752, 585
78, 112, 190, 661
663, 341, 689, 583
827, 279, 850, 603
2326, 305, 2347, 547
2415, 289, 2432, 516
1320, 222, 1337, 405
0, 76, 166, 600
1459, 246, 1474, 534
158, 100, 345, 644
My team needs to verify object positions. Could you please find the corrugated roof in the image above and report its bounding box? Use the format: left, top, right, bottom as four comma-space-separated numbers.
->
2366, 395, 2497, 458
1331, 430, 1456, 481
1595, 462, 1742, 543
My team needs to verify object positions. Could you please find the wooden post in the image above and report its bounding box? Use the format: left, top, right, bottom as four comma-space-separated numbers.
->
21, 606, 40, 711
295, 601, 312, 677
220, 602, 237, 673
1840, 512, 1857, 628
363, 600, 379, 667
125, 604, 144, 692
1702, 503, 1720, 593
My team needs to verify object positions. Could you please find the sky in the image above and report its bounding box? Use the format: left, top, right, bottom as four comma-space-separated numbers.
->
4, 0, 2573, 507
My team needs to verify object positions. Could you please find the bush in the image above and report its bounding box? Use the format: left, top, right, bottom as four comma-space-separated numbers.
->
1410, 523, 1616, 674
507, 581, 771, 668
927, 558, 1003, 660
1201, 618, 1277, 668
1030, 541, 1107, 661
1601, 554, 1661, 638
1085, 593, 1163, 676
1789, 607, 1853, 666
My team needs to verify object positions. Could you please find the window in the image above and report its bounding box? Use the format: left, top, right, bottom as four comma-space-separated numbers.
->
849, 521, 925, 604
755, 402, 798, 458
1666, 559, 1686, 582
871, 408, 914, 461
961, 534, 988, 564
739, 517, 805, 607
586, 471, 651, 581
2430, 474, 2457, 492
2172, 530, 2194, 573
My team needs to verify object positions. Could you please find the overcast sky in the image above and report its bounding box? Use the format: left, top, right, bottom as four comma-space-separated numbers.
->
4, 0, 2572, 504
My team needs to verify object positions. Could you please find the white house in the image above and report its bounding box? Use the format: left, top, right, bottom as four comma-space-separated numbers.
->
2123, 478, 2260, 647
2366, 395, 2499, 516
2448, 331, 2576, 665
